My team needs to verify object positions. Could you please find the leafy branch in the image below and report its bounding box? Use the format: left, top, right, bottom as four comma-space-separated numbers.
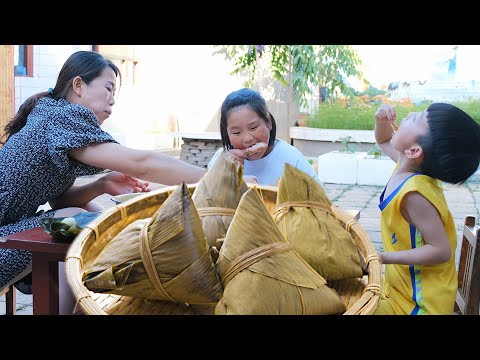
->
335, 136, 359, 154
214, 45, 366, 108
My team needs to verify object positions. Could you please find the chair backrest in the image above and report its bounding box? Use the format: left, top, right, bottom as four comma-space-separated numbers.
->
0, 285, 16, 315
455, 215, 480, 315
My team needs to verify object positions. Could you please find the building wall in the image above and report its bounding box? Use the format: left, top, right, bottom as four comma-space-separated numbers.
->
11, 45, 296, 149
14, 45, 92, 112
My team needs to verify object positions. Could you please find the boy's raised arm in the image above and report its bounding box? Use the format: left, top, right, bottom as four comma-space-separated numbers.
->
374, 104, 400, 162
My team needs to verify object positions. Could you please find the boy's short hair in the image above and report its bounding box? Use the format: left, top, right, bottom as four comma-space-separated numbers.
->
418, 102, 480, 184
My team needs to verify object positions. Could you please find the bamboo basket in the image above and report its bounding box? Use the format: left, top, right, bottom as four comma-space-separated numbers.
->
65, 183, 381, 315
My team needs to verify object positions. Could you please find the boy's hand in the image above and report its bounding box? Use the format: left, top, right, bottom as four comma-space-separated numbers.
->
375, 104, 397, 128
374, 104, 400, 162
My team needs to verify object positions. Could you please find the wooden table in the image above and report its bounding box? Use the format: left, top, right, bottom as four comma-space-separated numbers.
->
0, 227, 71, 315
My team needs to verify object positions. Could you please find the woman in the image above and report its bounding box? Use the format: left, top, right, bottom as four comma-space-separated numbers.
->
0, 50, 206, 305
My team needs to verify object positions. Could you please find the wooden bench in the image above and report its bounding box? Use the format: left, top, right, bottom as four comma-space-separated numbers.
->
0, 285, 15, 315
454, 215, 480, 315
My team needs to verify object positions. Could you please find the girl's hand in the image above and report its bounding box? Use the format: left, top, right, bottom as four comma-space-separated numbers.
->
97, 171, 150, 196
227, 148, 248, 165
375, 104, 397, 128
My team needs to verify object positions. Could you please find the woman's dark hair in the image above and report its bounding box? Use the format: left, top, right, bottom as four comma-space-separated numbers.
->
219, 87, 276, 150
417, 102, 480, 184
0, 50, 121, 145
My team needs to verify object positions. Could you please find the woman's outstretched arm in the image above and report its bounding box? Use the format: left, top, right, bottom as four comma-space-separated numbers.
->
69, 142, 206, 185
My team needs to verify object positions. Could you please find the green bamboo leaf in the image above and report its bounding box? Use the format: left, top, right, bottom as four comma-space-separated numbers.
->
39, 211, 101, 241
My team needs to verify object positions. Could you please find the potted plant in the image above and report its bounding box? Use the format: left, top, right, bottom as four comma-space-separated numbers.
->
357, 144, 396, 185
296, 112, 309, 127
317, 136, 367, 185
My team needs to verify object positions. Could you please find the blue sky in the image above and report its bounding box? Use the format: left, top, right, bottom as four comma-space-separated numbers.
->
352, 45, 480, 89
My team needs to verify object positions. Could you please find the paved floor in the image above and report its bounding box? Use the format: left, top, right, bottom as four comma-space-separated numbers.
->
1, 173, 479, 315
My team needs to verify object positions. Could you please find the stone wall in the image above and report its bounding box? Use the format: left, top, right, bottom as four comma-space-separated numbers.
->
180, 138, 223, 168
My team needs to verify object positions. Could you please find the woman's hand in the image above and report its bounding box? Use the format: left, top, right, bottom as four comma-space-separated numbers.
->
97, 171, 150, 196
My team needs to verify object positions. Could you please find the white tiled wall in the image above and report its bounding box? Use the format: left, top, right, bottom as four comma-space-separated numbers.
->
14, 45, 92, 112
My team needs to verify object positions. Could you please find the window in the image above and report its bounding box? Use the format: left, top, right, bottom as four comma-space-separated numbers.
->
14, 45, 33, 77
120, 58, 137, 87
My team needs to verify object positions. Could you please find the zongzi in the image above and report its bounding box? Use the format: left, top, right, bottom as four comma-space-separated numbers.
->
192, 150, 248, 261
82, 183, 223, 305
273, 164, 365, 281
215, 187, 346, 315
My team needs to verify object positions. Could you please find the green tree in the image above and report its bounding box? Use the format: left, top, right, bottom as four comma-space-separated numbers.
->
214, 45, 366, 108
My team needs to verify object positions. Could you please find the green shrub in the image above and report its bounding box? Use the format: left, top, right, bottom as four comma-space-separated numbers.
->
454, 98, 480, 122
306, 98, 480, 130
336, 136, 359, 153
367, 144, 383, 158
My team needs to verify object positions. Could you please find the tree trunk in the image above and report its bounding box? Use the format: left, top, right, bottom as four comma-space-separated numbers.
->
319, 83, 323, 104
287, 50, 293, 144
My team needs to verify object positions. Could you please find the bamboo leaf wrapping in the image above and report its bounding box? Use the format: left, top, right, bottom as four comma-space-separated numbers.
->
215, 187, 346, 315
82, 183, 223, 304
192, 151, 249, 258
274, 164, 364, 281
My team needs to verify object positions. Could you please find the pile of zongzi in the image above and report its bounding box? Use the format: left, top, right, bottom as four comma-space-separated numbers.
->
80, 159, 372, 315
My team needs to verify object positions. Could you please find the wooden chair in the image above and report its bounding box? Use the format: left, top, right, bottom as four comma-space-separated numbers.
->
0, 285, 16, 315
454, 215, 480, 315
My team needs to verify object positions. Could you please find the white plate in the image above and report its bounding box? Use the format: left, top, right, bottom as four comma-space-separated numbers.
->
111, 193, 143, 205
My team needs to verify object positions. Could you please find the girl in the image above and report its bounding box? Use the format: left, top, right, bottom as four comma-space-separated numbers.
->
208, 88, 321, 187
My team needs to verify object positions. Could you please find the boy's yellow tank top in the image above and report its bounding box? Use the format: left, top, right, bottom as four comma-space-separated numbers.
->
376, 173, 457, 315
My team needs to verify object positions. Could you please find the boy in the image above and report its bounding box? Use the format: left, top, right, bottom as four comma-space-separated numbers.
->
373, 102, 480, 315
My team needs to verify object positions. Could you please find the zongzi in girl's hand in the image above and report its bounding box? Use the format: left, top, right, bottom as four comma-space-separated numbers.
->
243, 142, 267, 158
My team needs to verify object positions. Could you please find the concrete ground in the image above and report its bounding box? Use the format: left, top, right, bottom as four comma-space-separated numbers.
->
1, 173, 479, 315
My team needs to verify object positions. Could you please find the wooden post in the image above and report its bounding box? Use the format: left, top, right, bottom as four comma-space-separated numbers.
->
0, 45, 14, 143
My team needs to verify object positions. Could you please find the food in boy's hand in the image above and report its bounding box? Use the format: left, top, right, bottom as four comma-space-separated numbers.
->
243, 142, 267, 157
391, 122, 398, 131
